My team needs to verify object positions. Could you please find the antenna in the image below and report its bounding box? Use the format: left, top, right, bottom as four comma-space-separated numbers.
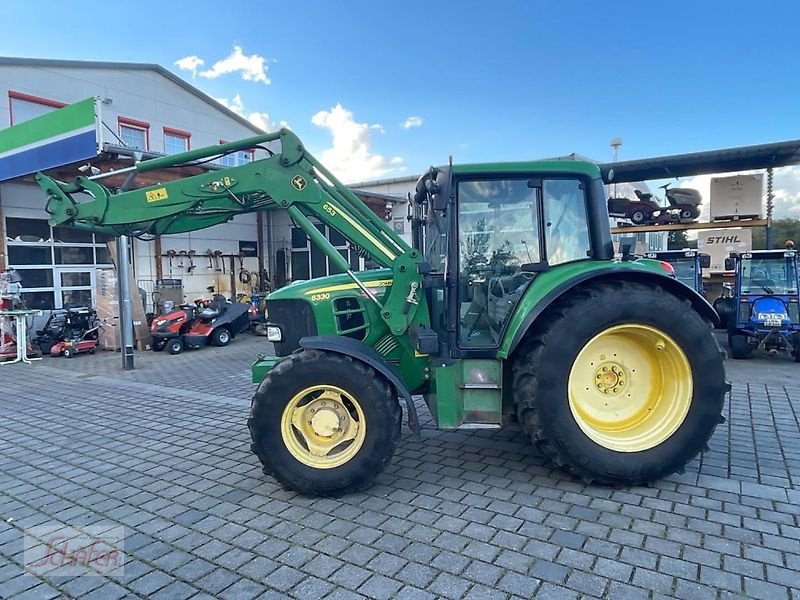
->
610, 137, 623, 197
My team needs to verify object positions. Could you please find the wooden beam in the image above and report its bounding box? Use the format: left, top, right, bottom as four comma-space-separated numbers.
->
611, 218, 769, 235
154, 235, 163, 280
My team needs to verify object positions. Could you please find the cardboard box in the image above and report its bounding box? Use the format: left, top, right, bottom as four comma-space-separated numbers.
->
711, 174, 763, 220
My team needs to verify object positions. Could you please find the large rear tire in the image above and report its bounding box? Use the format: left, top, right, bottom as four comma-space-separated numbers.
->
512, 280, 726, 486
248, 349, 401, 496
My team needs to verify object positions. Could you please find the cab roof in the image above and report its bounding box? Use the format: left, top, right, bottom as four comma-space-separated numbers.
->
452, 159, 601, 179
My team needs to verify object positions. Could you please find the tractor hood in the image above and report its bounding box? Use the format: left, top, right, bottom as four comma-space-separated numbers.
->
267, 268, 394, 302
750, 297, 790, 328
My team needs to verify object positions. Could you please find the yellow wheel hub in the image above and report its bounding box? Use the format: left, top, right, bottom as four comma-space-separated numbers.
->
281, 385, 366, 469
568, 324, 692, 452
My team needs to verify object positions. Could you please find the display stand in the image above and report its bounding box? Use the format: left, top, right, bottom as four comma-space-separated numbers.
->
0, 309, 42, 365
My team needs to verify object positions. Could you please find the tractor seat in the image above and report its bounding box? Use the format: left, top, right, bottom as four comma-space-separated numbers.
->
634, 189, 653, 202
198, 297, 227, 321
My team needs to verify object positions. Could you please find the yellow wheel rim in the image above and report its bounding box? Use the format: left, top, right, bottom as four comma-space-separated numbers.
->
568, 324, 692, 452
280, 385, 366, 469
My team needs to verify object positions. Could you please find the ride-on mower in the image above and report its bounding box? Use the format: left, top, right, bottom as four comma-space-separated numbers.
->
37, 129, 727, 496
150, 295, 250, 354
644, 250, 711, 294
608, 183, 702, 226
725, 250, 800, 360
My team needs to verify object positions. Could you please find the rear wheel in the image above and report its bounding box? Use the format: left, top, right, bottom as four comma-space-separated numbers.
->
210, 327, 231, 347
512, 280, 726, 485
249, 350, 401, 496
728, 333, 752, 359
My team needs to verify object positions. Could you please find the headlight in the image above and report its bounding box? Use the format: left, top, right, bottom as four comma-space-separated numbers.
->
266, 325, 283, 342
156, 319, 167, 326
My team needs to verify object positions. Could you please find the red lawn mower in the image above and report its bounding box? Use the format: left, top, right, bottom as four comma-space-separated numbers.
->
150, 294, 250, 354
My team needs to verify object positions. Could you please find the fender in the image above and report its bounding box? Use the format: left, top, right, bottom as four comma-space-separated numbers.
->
299, 335, 421, 439
504, 267, 720, 358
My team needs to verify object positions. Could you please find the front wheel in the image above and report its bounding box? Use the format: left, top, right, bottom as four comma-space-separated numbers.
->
152, 338, 167, 352
167, 338, 184, 355
249, 350, 401, 496
629, 209, 649, 225
512, 280, 726, 486
729, 333, 751, 359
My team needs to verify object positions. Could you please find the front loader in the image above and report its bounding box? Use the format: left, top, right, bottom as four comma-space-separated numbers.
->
37, 129, 727, 496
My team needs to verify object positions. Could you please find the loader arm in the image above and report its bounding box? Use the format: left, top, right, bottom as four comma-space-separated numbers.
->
36, 128, 424, 335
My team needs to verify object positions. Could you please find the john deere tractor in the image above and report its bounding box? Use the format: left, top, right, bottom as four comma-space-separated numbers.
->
38, 129, 727, 496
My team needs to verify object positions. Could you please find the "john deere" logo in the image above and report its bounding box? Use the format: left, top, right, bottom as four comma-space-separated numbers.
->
291, 175, 307, 191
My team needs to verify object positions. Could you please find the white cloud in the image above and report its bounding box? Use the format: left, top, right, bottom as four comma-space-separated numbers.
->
200, 46, 270, 85
175, 55, 205, 76
215, 94, 276, 132
402, 116, 423, 129
311, 103, 404, 182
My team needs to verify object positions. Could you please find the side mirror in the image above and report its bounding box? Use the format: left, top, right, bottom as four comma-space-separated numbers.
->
699, 254, 711, 269
724, 257, 735, 271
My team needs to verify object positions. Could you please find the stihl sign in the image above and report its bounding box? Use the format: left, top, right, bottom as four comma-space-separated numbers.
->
698, 229, 751, 272
705, 235, 744, 244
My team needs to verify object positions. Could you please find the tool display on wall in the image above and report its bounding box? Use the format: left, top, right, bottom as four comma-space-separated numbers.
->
165, 249, 177, 275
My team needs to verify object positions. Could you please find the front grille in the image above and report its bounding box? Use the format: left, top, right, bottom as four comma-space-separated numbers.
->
267, 299, 317, 356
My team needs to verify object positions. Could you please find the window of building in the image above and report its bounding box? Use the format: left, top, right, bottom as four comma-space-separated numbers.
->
8, 91, 66, 125
4, 217, 114, 310
290, 221, 362, 281
218, 140, 255, 167
118, 117, 150, 150
164, 127, 190, 155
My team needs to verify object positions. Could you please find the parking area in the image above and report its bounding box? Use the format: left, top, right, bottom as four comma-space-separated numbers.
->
1, 333, 799, 600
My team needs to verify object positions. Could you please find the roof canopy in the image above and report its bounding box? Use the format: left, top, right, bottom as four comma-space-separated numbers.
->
599, 139, 800, 183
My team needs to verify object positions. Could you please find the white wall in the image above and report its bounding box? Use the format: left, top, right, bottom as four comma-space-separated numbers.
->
134, 214, 265, 303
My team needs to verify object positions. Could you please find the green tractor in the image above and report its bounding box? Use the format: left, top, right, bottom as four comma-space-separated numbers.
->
38, 130, 727, 496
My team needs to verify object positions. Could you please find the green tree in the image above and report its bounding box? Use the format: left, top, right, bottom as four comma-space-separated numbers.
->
667, 230, 689, 250
752, 218, 800, 249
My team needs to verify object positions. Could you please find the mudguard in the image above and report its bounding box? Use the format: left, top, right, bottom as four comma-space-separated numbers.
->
299, 336, 421, 439
505, 267, 720, 357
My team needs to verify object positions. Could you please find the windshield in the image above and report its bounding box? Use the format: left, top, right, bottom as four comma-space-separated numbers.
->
670, 259, 696, 288
741, 257, 798, 295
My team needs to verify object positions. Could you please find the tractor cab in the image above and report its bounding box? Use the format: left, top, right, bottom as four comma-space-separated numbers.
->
725, 250, 800, 360
644, 250, 710, 293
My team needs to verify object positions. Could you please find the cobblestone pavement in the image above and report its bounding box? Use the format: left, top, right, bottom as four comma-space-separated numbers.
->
1, 333, 799, 599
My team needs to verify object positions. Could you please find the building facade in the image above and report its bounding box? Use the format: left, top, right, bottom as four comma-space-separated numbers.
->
0, 57, 273, 313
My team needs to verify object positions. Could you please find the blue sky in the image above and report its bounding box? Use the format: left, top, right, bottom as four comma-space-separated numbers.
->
2, 0, 800, 205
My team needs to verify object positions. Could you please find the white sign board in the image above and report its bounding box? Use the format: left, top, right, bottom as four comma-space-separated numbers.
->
697, 228, 752, 272
710, 174, 763, 220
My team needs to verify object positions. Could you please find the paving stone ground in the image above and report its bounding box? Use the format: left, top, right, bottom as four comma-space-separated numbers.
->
1, 332, 799, 599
